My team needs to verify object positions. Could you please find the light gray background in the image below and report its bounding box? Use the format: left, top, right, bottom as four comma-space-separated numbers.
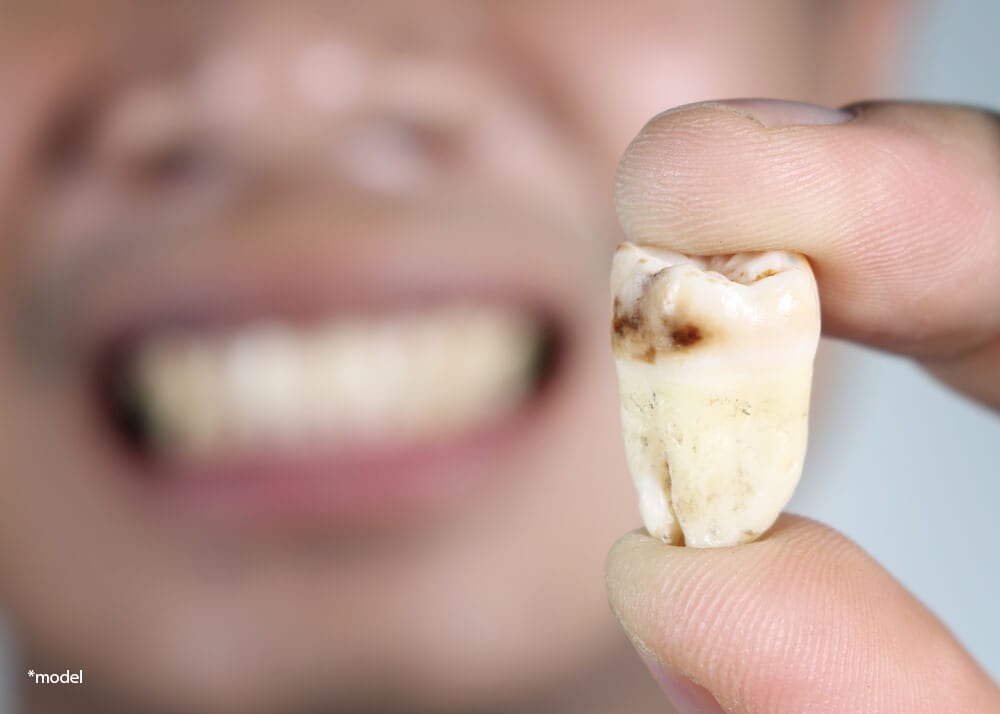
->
1, 1, 998, 709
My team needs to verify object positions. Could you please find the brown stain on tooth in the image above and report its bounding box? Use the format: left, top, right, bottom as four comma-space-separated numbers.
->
754, 269, 777, 282
612, 301, 708, 360
612, 271, 708, 360
670, 323, 702, 347
612, 305, 642, 339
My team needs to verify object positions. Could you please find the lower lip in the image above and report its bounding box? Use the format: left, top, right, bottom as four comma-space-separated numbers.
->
113, 378, 558, 534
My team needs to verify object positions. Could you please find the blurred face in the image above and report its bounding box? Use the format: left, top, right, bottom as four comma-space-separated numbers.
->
0, 2, 889, 712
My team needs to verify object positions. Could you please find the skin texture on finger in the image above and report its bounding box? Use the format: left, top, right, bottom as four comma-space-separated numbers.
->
615, 101, 1000, 407
606, 515, 1000, 714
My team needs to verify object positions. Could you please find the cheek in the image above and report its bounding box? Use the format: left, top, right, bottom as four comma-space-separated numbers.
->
516, 3, 819, 167
577, 44, 816, 164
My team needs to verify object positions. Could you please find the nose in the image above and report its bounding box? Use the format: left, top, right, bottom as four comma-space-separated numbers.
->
331, 54, 488, 194
188, 7, 501, 194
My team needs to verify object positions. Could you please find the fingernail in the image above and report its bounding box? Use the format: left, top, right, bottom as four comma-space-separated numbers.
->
638, 651, 725, 714
717, 98, 853, 127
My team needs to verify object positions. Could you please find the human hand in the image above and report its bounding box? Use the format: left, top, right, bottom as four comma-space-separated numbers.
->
606, 99, 1000, 713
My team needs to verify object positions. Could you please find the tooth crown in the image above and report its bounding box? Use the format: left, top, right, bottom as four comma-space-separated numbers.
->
611, 243, 821, 548
130, 305, 544, 458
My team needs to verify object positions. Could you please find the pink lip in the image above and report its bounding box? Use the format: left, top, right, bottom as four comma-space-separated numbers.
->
128, 392, 555, 533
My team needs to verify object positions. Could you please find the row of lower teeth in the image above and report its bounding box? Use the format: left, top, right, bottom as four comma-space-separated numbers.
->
113, 303, 549, 458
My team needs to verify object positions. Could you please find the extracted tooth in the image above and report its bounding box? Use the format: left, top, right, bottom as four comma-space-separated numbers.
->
610, 242, 821, 548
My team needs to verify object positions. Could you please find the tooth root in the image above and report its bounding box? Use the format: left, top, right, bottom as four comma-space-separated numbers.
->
611, 242, 821, 548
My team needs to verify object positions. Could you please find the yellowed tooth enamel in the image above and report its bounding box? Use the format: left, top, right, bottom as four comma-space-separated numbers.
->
131, 306, 543, 457
136, 337, 226, 458
611, 242, 821, 548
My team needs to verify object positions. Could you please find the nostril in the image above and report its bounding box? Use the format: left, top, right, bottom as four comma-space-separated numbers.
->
122, 135, 211, 191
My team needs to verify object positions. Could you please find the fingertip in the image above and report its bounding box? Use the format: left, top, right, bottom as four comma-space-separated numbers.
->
613, 98, 1000, 360
605, 515, 998, 713
614, 102, 765, 243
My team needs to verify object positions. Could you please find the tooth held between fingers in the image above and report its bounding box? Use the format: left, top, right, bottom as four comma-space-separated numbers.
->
610, 242, 821, 548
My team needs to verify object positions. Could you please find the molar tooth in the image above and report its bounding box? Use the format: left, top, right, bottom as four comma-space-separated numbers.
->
611, 242, 821, 548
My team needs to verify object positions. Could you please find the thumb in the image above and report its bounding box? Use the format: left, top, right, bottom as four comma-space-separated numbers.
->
605, 515, 999, 713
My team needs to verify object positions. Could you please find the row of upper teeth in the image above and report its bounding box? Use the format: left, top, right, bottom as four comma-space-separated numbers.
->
118, 303, 549, 458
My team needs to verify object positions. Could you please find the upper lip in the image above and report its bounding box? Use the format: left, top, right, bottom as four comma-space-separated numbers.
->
57, 189, 584, 370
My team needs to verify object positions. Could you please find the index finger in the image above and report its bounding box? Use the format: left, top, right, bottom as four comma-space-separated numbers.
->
614, 99, 1000, 364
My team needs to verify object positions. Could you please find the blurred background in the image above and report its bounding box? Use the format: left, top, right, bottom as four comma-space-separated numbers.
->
1, 1, 998, 712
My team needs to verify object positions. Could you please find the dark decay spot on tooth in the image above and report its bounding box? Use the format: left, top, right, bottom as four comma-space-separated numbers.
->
611, 301, 642, 339
669, 323, 702, 347
612, 269, 709, 360
612, 301, 707, 360
754, 269, 777, 282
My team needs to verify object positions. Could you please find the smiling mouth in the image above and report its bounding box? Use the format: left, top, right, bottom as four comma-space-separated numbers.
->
103, 301, 558, 457
37, 176, 583, 530
92, 294, 563, 527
